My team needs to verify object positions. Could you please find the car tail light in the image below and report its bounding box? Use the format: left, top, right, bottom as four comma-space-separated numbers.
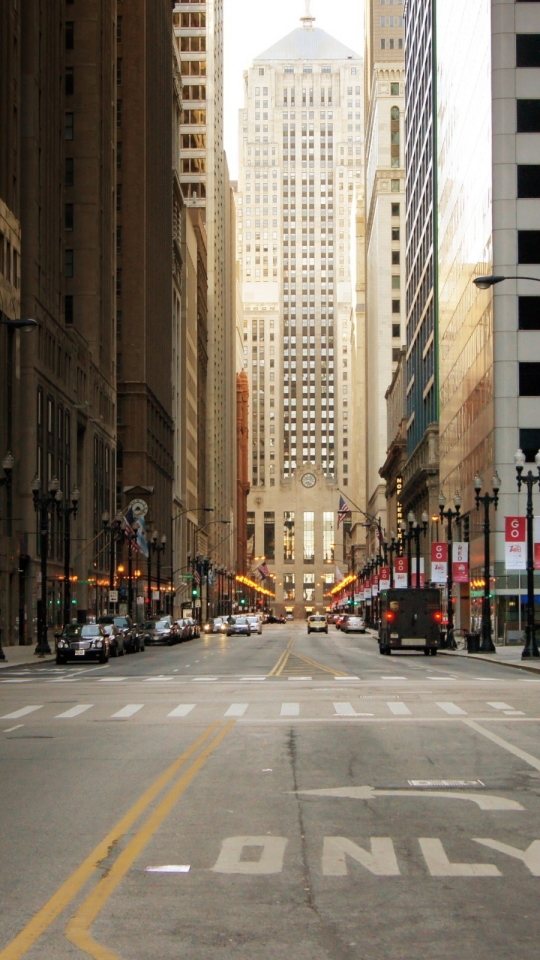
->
386, 611, 395, 622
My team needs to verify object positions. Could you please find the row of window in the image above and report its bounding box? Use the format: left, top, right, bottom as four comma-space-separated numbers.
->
247, 511, 336, 563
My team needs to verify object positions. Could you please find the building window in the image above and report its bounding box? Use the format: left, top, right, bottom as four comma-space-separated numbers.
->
284, 511, 295, 561
391, 82, 399, 95
518, 165, 540, 198
247, 511, 255, 563
392, 348, 401, 362
323, 511, 334, 563
392, 299, 400, 313
392, 323, 401, 338
264, 511, 275, 560
303, 573, 315, 602
284, 573, 295, 601
65, 21, 74, 49
65, 249, 74, 278
519, 297, 540, 330
392, 227, 400, 241
392, 250, 400, 264
65, 67, 74, 96
391, 202, 400, 216
391, 179, 400, 192
303, 512, 315, 563
65, 203, 74, 231
519, 362, 540, 396
520, 429, 540, 462
117, 58, 122, 86
518, 231, 540, 264
517, 100, 540, 133
64, 113, 74, 140
390, 106, 400, 167
117, 16, 123, 43
517, 35, 540, 68
65, 157, 74, 186
117, 100, 122, 127
64, 295, 73, 326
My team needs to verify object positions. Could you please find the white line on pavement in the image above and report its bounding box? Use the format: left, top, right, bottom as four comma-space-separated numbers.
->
280, 703, 300, 716
387, 702, 412, 715
437, 702, 467, 715
167, 704, 195, 717
224, 703, 249, 717
55, 704, 94, 719
463, 719, 540, 772
3, 724, 24, 732
487, 702, 513, 710
0, 705, 43, 720
111, 704, 144, 718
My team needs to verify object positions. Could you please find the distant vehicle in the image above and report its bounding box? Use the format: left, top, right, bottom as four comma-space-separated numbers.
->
265, 615, 285, 624
379, 589, 442, 655
98, 614, 143, 653
99, 623, 126, 657
335, 615, 346, 630
203, 617, 227, 635
55, 624, 109, 664
341, 615, 366, 634
185, 617, 200, 639
286, 612, 294, 620
246, 615, 263, 635
141, 618, 178, 646
227, 616, 251, 636
307, 615, 328, 634
327, 614, 338, 624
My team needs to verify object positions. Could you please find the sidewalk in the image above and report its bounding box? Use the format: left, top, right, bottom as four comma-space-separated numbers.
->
439, 645, 540, 674
0, 644, 55, 668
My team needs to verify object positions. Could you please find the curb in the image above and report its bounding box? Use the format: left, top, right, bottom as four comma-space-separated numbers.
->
438, 649, 540, 676
0, 652, 56, 670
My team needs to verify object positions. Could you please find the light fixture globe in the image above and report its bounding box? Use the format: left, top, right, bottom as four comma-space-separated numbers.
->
515, 448, 526, 469
2, 452, 14, 473
473, 475, 483, 492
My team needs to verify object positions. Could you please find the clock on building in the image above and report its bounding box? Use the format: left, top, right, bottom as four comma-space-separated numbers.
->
301, 472, 317, 488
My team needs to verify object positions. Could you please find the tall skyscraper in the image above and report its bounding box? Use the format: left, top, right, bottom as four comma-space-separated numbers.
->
363, 0, 405, 551
401, 0, 440, 534
238, 5, 363, 616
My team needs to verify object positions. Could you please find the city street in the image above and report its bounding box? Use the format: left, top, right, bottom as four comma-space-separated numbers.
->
2, 622, 540, 960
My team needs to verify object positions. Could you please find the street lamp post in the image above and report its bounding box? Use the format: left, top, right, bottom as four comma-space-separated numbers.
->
151, 532, 167, 614
62, 487, 80, 627
402, 512, 428, 589
31, 474, 63, 655
473, 473, 500, 654
514, 448, 540, 659
438, 491, 462, 650
102, 512, 124, 613
387, 533, 398, 588
0, 453, 14, 660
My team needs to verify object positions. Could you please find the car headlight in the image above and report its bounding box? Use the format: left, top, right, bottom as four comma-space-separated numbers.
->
93, 639, 103, 648
58, 639, 67, 648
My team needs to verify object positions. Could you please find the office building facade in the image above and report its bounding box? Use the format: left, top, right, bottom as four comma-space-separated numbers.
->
238, 8, 363, 615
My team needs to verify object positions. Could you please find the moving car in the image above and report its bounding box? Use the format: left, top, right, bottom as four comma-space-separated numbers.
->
203, 617, 228, 635
55, 624, 109, 664
246, 615, 263, 635
307, 615, 328, 634
227, 616, 251, 636
141, 618, 178, 646
341, 615, 366, 634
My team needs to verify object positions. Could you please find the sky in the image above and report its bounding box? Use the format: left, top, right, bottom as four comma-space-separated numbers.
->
223, 0, 364, 178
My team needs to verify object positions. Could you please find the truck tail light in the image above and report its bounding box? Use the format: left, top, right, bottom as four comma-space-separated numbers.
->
386, 611, 395, 622
434, 611, 442, 622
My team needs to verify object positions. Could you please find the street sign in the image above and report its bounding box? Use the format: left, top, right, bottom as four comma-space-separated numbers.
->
109, 590, 118, 602
194, 600, 201, 608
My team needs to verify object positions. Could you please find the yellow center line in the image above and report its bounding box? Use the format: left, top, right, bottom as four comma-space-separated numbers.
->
66, 719, 235, 960
267, 637, 295, 677
0, 720, 223, 960
292, 651, 349, 678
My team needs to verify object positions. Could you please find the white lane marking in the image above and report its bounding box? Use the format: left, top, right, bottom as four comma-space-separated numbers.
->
55, 704, 93, 719
145, 865, 190, 874
0, 705, 43, 720
387, 702, 412, 716
98, 677, 128, 682
463, 719, 540, 772
426, 677, 458, 681
334, 702, 357, 717
504, 710, 525, 715
419, 839, 501, 877
437, 702, 467, 716
288, 676, 312, 681
212, 837, 288, 875
143, 676, 173, 682
297, 785, 523, 810
240, 677, 267, 681
474, 839, 540, 876
167, 704, 195, 717
224, 703, 248, 717
487, 702, 514, 711
280, 702, 300, 716
0, 679, 33, 684
379, 677, 407, 681
191, 678, 218, 682
322, 837, 400, 876
334, 676, 360, 681
111, 704, 144, 718
3, 724, 24, 732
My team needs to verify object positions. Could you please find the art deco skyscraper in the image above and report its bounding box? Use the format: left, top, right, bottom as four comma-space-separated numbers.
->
238, 4, 363, 616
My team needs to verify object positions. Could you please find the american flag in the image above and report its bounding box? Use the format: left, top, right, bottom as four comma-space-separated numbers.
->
193, 569, 201, 585
258, 562, 270, 580
337, 495, 351, 527
124, 507, 140, 552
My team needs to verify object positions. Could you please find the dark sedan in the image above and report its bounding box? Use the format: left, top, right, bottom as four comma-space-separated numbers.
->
140, 618, 178, 645
55, 624, 109, 664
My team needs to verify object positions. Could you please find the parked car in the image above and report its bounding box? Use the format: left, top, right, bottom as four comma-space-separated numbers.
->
307, 614, 328, 634
55, 624, 109, 664
175, 619, 193, 642
141, 618, 178, 645
227, 616, 252, 636
100, 623, 126, 657
341, 615, 366, 634
264, 615, 285, 624
246, 615, 263, 635
98, 615, 144, 653
185, 617, 200, 639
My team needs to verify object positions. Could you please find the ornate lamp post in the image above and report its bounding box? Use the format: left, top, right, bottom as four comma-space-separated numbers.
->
61, 487, 79, 626
514, 448, 540, 659
473, 473, 500, 654
31, 474, 63, 655
386, 532, 398, 588
0, 453, 14, 660
438, 491, 462, 650
402, 511, 428, 589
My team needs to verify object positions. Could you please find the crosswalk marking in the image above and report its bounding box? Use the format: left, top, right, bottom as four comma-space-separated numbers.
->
0, 705, 43, 720
111, 704, 144, 718
99, 677, 128, 682
487, 702, 513, 711
333, 702, 356, 716
436, 702, 467, 716
280, 702, 300, 716
55, 704, 93, 719
224, 703, 248, 717
167, 704, 195, 717
387, 702, 411, 716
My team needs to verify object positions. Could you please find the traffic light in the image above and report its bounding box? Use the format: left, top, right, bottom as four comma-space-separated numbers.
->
239, 597, 246, 607
192, 581, 199, 599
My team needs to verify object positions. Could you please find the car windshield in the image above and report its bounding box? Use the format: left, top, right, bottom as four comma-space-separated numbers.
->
310, 617, 326, 622
63, 626, 82, 637
156, 620, 170, 630
101, 625, 114, 635
143, 622, 156, 630
81, 625, 102, 637
114, 618, 129, 628
234, 617, 248, 624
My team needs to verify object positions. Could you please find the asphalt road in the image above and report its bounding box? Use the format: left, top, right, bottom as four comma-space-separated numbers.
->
1, 622, 540, 960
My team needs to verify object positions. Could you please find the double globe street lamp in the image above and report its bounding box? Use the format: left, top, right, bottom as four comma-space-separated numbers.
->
514, 448, 540, 659
473, 473, 500, 654
438, 491, 462, 650
400, 511, 428, 589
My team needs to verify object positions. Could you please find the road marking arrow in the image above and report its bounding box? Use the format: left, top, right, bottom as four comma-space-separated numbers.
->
296, 786, 524, 811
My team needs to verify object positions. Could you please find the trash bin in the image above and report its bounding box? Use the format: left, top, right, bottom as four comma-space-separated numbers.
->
466, 632, 481, 654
